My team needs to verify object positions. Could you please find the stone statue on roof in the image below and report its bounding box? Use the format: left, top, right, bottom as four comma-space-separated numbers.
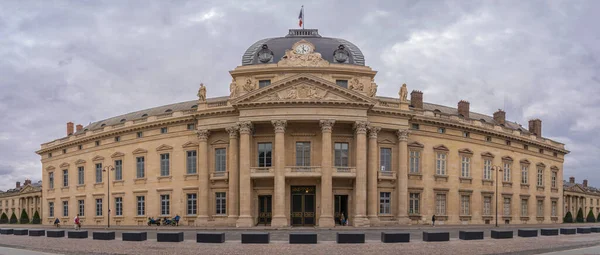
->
399, 83, 408, 102
198, 83, 206, 102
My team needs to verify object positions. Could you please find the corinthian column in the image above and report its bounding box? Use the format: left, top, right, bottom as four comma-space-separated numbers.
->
196, 129, 210, 224
367, 126, 381, 225
226, 125, 239, 225
236, 121, 253, 227
318, 120, 335, 227
397, 129, 410, 224
271, 120, 288, 227
353, 121, 370, 227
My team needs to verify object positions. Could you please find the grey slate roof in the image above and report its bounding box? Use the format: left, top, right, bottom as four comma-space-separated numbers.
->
564, 180, 600, 195
422, 102, 529, 133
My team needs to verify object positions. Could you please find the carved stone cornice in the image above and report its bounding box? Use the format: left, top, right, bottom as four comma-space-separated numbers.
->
319, 120, 335, 133
397, 129, 410, 142
196, 129, 210, 142
353, 121, 369, 134
226, 125, 239, 139
238, 121, 253, 134
271, 120, 287, 133
367, 126, 381, 139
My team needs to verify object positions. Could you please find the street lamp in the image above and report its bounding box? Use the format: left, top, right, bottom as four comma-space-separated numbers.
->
103, 165, 114, 228
494, 165, 503, 227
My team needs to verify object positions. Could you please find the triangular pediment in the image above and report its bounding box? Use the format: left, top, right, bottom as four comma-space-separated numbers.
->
59, 162, 70, 168
182, 141, 199, 148
211, 139, 228, 145
20, 185, 33, 194
408, 141, 424, 148
111, 152, 125, 158
75, 159, 86, 165
569, 184, 586, 193
536, 162, 546, 168
481, 152, 495, 158
502, 156, 514, 162
92, 155, 104, 161
378, 139, 395, 145
231, 74, 375, 107
156, 144, 174, 151
520, 159, 531, 165
45, 166, 55, 171
551, 166, 559, 171
132, 148, 148, 155
458, 148, 473, 155
433, 144, 449, 151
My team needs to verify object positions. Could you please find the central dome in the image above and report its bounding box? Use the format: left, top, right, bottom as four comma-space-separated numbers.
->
242, 29, 365, 66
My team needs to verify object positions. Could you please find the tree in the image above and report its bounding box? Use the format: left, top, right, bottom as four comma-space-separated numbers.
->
564, 211, 574, 223
576, 208, 585, 223
19, 209, 29, 224
0, 213, 7, 224
31, 211, 41, 224
587, 209, 596, 223
9, 212, 17, 224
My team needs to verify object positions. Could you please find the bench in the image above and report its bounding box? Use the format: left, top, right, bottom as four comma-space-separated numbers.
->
381, 232, 410, 243
577, 227, 592, 234
336, 232, 365, 244
518, 229, 538, 237
13, 229, 28, 236
122, 232, 147, 241
157, 232, 184, 242
47, 230, 65, 238
423, 231, 449, 242
29, 229, 45, 237
289, 233, 317, 244
491, 230, 513, 239
197, 232, 225, 243
241, 232, 270, 244
459, 231, 484, 240
0, 229, 13, 235
93, 231, 115, 240
68, 230, 88, 239
560, 228, 576, 235
591, 227, 600, 233
541, 228, 558, 236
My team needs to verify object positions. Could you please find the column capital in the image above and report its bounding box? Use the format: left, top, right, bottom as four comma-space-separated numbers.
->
319, 119, 335, 133
226, 125, 239, 139
196, 129, 210, 141
353, 121, 369, 134
237, 121, 253, 134
397, 129, 410, 142
271, 120, 287, 133
367, 126, 381, 139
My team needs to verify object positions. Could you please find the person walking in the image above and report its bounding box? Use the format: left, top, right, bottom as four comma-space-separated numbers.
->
340, 212, 346, 226
74, 214, 81, 230
432, 215, 436, 227
54, 218, 60, 228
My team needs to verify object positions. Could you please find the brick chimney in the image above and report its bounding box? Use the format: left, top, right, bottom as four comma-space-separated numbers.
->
457, 100, 470, 118
67, 122, 74, 136
76, 124, 83, 132
410, 90, 423, 109
583, 179, 588, 187
528, 119, 542, 138
569, 176, 575, 184
15, 181, 20, 189
493, 109, 506, 125
24, 179, 31, 186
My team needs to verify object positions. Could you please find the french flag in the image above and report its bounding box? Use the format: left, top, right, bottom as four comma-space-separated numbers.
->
298, 6, 303, 28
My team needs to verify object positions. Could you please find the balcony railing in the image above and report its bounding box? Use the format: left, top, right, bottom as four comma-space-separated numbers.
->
285, 166, 322, 177
378, 171, 397, 181
210, 171, 229, 181
333, 167, 356, 178
250, 167, 274, 178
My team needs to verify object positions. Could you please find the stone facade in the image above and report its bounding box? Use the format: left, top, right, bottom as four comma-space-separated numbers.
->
0, 180, 42, 221
563, 177, 600, 218
36, 29, 568, 227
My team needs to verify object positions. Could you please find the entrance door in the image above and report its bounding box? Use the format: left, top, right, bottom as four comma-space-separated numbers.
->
334, 195, 348, 225
291, 186, 316, 226
257, 195, 272, 226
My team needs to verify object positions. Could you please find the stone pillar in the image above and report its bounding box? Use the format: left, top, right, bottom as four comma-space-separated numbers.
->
318, 120, 335, 227
196, 129, 210, 224
353, 121, 370, 227
271, 120, 288, 227
367, 126, 380, 224
397, 129, 410, 224
236, 121, 253, 227
226, 125, 239, 224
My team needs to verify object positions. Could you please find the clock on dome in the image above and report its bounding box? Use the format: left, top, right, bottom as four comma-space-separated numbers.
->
294, 43, 312, 54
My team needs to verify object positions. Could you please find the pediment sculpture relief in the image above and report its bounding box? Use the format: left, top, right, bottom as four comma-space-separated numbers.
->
259, 84, 344, 102
243, 78, 256, 92
278, 49, 329, 67
349, 78, 364, 91
368, 78, 378, 97
229, 78, 238, 98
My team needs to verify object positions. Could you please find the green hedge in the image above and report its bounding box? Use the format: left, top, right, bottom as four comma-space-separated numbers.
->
587, 209, 596, 223
564, 211, 573, 223
19, 209, 29, 224
31, 211, 41, 224
576, 208, 585, 223
9, 212, 17, 224
0, 213, 7, 224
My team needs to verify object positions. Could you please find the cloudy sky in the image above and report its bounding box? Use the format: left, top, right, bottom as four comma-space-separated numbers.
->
1, 0, 599, 191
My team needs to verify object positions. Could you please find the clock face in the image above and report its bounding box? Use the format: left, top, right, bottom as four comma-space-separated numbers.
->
295, 44, 312, 54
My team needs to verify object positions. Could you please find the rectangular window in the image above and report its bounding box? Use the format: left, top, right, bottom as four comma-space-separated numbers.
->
461, 195, 470, 215
553, 152, 558, 157
521, 165, 528, 184
49, 153, 52, 158
409, 151, 420, 173
62, 149, 66, 154
63, 201, 69, 217
537, 200, 543, 217
463, 131, 470, 138
161, 195, 170, 215
461, 156, 470, 177
551, 201, 557, 217
96, 199, 102, 216
438, 127, 445, 134
435, 153, 447, 175
295, 142, 311, 167
78, 166, 84, 185
257, 143, 272, 167
506, 140, 511, 146
503, 163, 511, 182
136, 196, 145, 216
503, 198, 511, 216
62, 169, 69, 187
409, 193, 420, 214
95, 140, 100, 146
78, 145, 82, 150
215, 148, 226, 172
215, 192, 226, 215
258, 80, 271, 88
380, 148, 392, 172
187, 123, 195, 130
95, 163, 102, 183
524, 144, 528, 150
136, 132, 143, 138
379, 192, 391, 214
114, 136, 120, 142
537, 168, 544, 186
136, 157, 145, 178
411, 123, 420, 130
78, 200, 84, 216
539, 149, 544, 154
187, 150, 198, 174
435, 194, 446, 215
114, 160, 123, 181
483, 196, 492, 215
552, 172, 557, 188
336, 80, 348, 88
187, 194, 197, 215
49, 202, 54, 217
483, 159, 492, 180
334, 142, 350, 167
521, 199, 528, 217
160, 153, 170, 176
115, 197, 123, 216
160, 127, 168, 134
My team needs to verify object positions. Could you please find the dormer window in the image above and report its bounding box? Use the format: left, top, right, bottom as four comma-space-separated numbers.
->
161, 127, 168, 134
411, 124, 420, 130
336, 80, 348, 88
258, 80, 271, 88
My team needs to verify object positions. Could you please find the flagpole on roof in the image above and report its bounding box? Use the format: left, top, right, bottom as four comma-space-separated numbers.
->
303, 6, 305, 29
